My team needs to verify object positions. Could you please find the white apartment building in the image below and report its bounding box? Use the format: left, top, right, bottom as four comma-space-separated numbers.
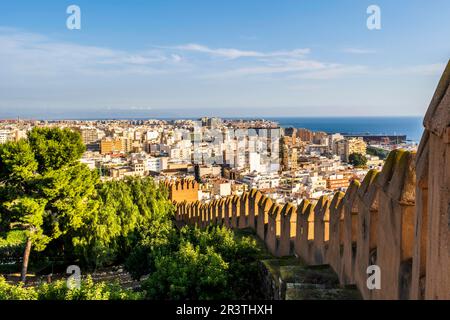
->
131, 159, 146, 176
307, 173, 327, 189
0, 130, 13, 144
170, 140, 192, 162
146, 157, 168, 172
241, 172, 280, 190
328, 133, 344, 152
303, 173, 327, 199
249, 152, 261, 173
145, 130, 159, 141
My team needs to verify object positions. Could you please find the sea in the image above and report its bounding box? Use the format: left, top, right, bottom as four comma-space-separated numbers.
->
267, 117, 424, 143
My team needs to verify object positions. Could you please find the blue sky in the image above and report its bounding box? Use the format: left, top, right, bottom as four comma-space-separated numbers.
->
0, 0, 449, 118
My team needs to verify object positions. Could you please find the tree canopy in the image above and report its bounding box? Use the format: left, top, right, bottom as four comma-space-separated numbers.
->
0, 127, 264, 300
0, 128, 177, 279
349, 153, 368, 167
27, 127, 85, 173
0, 128, 97, 281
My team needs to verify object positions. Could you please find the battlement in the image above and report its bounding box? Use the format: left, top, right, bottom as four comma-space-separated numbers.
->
163, 178, 199, 203
174, 60, 450, 300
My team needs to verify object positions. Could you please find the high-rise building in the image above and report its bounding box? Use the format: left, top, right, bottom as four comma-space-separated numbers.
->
328, 133, 344, 153
77, 127, 102, 145
313, 131, 328, 145
297, 128, 314, 142
346, 137, 367, 159
100, 137, 122, 154
335, 138, 367, 162
249, 152, 261, 173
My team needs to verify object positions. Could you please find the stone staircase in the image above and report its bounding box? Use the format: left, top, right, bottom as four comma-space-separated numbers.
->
260, 257, 361, 300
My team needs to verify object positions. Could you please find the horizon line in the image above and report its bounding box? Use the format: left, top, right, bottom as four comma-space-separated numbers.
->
0, 115, 424, 121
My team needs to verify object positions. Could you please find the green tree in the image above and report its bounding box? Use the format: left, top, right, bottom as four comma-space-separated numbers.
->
0, 141, 46, 282
349, 153, 368, 167
5, 198, 50, 282
125, 219, 177, 280
0, 140, 38, 230
27, 127, 85, 173
367, 146, 389, 160
38, 163, 100, 257
179, 226, 263, 299
73, 177, 174, 269
138, 226, 263, 300
142, 242, 229, 300
72, 180, 136, 268
0, 129, 98, 281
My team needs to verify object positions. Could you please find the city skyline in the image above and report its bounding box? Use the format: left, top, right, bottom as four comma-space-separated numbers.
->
1, 1, 450, 118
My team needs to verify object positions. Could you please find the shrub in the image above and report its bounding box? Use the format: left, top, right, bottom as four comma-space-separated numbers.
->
0, 277, 38, 300
349, 153, 368, 167
0, 276, 142, 300
37, 276, 143, 300
367, 146, 389, 160
142, 242, 229, 300
140, 226, 264, 300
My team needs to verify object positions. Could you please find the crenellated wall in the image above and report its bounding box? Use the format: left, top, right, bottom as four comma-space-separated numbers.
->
411, 59, 450, 300
173, 60, 450, 300
164, 178, 199, 203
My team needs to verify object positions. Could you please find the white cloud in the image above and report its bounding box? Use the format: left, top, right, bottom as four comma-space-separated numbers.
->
342, 48, 376, 54
2, 27, 437, 83
205, 59, 329, 78
0, 28, 186, 81
298, 65, 370, 79
169, 43, 263, 59
0, 26, 444, 116
166, 43, 310, 60
201, 58, 371, 80
166, 44, 371, 79
170, 54, 183, 63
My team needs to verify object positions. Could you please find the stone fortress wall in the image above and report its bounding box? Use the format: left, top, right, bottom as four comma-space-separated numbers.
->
164, 179, 199, 203
172, 60, 450, 300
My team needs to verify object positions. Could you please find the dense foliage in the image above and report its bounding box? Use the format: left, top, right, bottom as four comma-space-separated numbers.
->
0, 128, 174, 274
367, 146, 389, 160
72, 177, 174, 268
140, 226, 264, 300
0, 128, 264, 300
0, 230, 26, 265
0, 276, 142, 300
349, 152, 368, 167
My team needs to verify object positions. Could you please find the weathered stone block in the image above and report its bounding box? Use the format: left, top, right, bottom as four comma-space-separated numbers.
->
339, 180, 360, 285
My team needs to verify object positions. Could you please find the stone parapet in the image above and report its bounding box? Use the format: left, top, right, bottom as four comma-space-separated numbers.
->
171, 60, 450, 300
